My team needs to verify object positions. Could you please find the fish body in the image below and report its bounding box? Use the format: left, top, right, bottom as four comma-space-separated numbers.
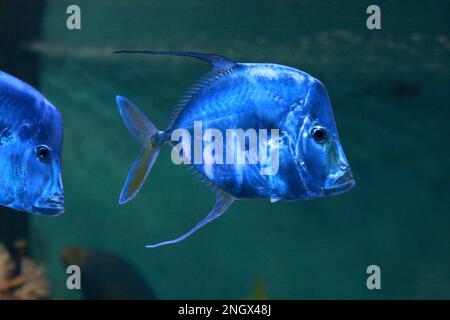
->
115, 51, 355, 247
0, 71, 64, 216
166, 62, 351, 200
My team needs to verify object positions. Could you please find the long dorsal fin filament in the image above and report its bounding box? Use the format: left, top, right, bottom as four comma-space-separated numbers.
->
113, 50, 236, 69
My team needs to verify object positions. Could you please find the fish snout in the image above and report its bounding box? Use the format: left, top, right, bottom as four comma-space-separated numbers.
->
49, 192, 65, 207
334, 166, 354, 185
323, 166, 355, 195
32, 192, 65, 216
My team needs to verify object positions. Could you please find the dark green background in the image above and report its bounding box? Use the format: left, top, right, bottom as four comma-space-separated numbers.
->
2, 0, 450, 299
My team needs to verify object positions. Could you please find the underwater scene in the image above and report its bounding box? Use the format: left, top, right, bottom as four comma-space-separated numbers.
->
0, 0, 449, 300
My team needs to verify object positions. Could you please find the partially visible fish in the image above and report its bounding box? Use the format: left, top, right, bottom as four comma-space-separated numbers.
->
60, 246, 157, 300
115, 51, 355, 248
0, 71, 64, 216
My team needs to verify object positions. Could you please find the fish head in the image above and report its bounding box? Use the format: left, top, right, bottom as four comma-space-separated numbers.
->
2, 102, 64, 216
294, 78, 355, 197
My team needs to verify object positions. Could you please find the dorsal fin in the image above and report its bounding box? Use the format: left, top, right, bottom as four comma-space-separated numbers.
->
185, 164, 221, 194
113, 50, 236, 69
167, 67, 233, 127
114, 50, 236, 128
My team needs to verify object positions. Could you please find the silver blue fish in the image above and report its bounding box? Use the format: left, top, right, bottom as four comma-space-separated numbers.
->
115, 51, 355, 248
0, 71, 64, 216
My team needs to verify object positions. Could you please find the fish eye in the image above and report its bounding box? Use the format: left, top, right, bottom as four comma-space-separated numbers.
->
310, 126, 327, 143
35, 145, 51, 162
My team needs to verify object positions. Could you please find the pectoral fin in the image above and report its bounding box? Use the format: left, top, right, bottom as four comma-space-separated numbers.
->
145, 191, 234, 248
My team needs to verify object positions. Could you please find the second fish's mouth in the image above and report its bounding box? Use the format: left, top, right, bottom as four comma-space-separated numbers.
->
32, 196, 65, 216
323, 171, 355, 195
31, 205, 65, 216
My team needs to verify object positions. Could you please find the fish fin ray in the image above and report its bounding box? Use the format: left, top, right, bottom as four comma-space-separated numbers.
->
119, 145, 160, 204
116, 96, 161, 204
146, 191, 234, 248
167, 106, 184, 127
167, 67, 233, 127
116, 96, 155, 145
186, 164, 221, 194
113, 51, 235, 128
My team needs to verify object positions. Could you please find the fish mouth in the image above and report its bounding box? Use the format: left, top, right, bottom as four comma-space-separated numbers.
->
31, 196, 65, 216
323, 170, 355, 196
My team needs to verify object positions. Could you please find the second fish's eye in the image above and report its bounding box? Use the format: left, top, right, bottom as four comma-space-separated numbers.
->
35, 145, 51, 162
311, 126, 327, 143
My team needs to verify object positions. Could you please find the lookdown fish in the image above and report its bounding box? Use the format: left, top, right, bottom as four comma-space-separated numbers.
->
115, 51, 355, 248
0, 71, 64, 216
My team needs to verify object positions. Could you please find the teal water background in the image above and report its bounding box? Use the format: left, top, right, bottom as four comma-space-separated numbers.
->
26, 0, 450, 299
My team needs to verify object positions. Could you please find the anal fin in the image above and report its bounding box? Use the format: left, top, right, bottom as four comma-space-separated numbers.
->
145, 191, 234, 248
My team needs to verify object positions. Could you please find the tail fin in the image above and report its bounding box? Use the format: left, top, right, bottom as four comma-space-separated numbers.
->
116, 96, 161, 204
